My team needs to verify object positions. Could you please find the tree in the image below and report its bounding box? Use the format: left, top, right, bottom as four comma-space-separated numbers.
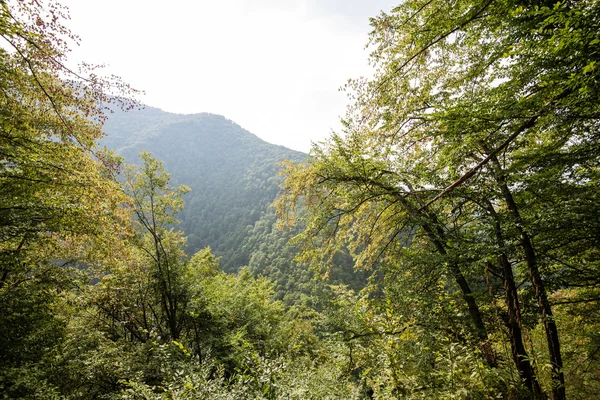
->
123, 151, 191, 340
0, 0, 138, 396
0, 0, 138, 270
0, 0, 139, 285
278, 0, 600, 398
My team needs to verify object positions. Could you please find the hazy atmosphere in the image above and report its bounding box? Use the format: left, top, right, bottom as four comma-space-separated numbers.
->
63, 0, 398, 151
3, 1, 599, 398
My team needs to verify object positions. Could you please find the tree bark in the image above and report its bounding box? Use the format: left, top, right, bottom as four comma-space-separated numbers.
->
488, 154, 565, 400
484, 200, 543, 396
399, 191, 490, 346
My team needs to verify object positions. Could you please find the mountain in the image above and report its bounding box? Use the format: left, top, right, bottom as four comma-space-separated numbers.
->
101, 106, 304, 270
100, 106, 368, 302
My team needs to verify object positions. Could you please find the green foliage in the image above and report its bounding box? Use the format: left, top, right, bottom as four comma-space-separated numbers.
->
4, 0, 600, 398
53, 252, 352, 399
123, 151, 191, 340
0, 1, 136, 397
117, 352, 363, 400
0, 266, 83, 399
101, 106, 368, 305
319, 285, 524, 399
0, 0, 136, 272
277, 0, 600, 398
101, 108, 305, 272
244, 208, 368, 306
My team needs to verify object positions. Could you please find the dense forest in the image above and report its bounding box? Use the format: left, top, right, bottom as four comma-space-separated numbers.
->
99, 106, 368, 304
1, 0, 599, 399
100, 107, 305, 271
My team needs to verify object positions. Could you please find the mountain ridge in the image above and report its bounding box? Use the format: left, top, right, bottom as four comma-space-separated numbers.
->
101, 105, 306, 272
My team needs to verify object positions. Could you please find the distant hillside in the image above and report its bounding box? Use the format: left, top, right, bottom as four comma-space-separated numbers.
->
101, 106, 304, 271
101, 106, 368, 302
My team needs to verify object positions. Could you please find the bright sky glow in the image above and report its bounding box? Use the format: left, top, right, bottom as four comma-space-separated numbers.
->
61, 0, 397, 152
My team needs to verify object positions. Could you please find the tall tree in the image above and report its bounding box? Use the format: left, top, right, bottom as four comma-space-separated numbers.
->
278, 0, 600, 397
0, 0, 138, 278
0, 1, 138, 396
124, 152, 191, 340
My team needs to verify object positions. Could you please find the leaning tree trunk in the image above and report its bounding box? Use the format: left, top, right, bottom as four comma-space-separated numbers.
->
489, 155, 565, 400
399, 190, 491, 355
484, 200, 543, 396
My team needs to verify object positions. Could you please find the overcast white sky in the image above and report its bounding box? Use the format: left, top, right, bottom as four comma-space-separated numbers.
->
61, 0, 398, 152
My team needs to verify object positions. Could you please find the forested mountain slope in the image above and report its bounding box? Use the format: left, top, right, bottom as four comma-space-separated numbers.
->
102, 106, 304, 271
4, 1, 600, 398
101, 107, 367, 298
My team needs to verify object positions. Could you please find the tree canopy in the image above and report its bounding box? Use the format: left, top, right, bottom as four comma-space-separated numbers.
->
2, 0, 600, 398
278, 0, 600, 398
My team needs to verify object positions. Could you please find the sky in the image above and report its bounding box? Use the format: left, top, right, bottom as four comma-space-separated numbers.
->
61, 0, 398, 152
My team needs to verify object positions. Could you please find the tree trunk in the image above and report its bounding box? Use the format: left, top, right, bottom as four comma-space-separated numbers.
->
399, 193, 490, 346
484, 200, 543, 396
489, 155, 565, 400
